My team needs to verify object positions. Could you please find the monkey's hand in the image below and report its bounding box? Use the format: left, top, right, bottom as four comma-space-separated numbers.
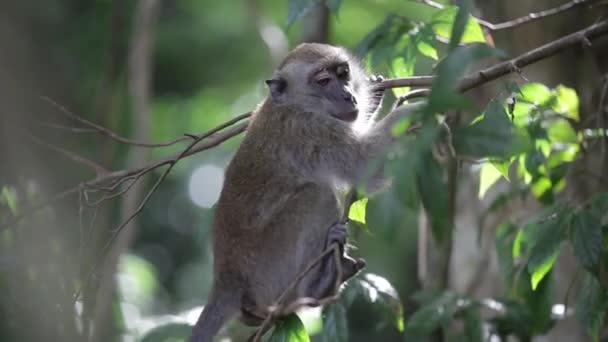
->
367, 74, 385, 113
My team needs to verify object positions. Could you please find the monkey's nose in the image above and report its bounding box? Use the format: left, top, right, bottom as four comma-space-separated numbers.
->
344, 94, 357, 105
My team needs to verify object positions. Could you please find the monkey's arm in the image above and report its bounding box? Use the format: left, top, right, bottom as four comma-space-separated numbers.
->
374, 101, 426, 135
283, 102, 425, 187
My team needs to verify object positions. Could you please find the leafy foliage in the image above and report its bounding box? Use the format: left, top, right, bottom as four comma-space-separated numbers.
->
3, 1, 607, 342
267, 314, 311, 342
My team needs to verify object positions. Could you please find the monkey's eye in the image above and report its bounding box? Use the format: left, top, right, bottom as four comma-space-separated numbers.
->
336, 66, 350, 79
317, 78, 331, 86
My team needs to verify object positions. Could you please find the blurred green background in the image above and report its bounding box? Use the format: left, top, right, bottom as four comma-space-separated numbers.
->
1, 1, 607, 341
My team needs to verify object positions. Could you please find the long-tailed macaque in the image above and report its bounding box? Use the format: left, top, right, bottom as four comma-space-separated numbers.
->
190, 43, 424, 342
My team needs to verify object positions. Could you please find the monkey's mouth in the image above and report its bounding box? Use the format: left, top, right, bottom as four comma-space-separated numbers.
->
331, 110, 358, 122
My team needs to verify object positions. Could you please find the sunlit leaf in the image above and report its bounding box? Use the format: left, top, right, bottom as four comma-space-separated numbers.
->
519, 83, 552, 105
415, 29, 438, 60
447, 0, 472, 50
492, 159, 512, 180
390, 56, 412, 97
553, 85, 579, 121
268, 314, 310, 342
547, 119, 577, 144
530, 253, 557, 291
527, 210, 569, 290
478, 162, 503, 199
348, 198, 368, 225
431, 6, 485, 44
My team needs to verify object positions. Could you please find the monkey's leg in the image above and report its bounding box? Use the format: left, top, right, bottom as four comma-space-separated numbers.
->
308, 222, 365, 299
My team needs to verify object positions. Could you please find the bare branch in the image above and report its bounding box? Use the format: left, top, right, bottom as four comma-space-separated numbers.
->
422, 0, 599, 32
41, 96, 251, 148
477, 0, 600, 32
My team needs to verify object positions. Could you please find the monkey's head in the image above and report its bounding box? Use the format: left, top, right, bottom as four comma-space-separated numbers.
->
266, 43, 372, 123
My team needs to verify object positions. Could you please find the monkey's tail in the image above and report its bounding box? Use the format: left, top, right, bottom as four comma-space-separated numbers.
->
190, 286, 240, 342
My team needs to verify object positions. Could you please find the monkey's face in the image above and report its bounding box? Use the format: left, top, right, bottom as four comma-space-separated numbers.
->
266, 55, 360, 123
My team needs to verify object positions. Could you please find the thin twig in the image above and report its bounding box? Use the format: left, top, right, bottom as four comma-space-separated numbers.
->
422, 0, 598, 32
25, 133, 109, 176
1, 121, 248, 231
75, 113, 238, 302
477, 0, 599, 32
41, 96, 251, 148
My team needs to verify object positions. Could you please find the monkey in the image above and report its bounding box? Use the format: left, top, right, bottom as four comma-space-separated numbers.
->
190, 43, 425, 342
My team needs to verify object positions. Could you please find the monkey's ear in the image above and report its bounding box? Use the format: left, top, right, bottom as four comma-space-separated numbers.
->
265, 78, 287, 103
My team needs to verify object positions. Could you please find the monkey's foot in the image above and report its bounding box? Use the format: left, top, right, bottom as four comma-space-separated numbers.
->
326, 222, 347, 248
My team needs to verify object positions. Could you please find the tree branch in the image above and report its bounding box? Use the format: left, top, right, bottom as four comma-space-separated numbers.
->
422, 0, 599, 32
384, 19, 608, 98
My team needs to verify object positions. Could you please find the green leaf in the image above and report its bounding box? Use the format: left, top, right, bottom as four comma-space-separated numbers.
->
268, 314, 310, 342
570, 209, 603, 273
431, 6, 485, 44
390, 56, 413, 97
415, 27, 438, 60
576, 272, 608, 341
405, 292, 458, 338
463, 306, 483, 342
491, 159, 512, 180
399, 1, 442, 22
348, 198, 368, 225
447, 0, 472, 50
553, 85, 579, 121
318, 303, 348, 342
1, 187, 17, 214
478, 162, 503, 199
519, 83, 552, 105
453, 100, 515, 158
140, 323, 192, 342
416, 151, 449, 242
496, 223, 518, 283
527, 211, 569, 290
530, 253, 557, 291
428, 45, 503, 113
287, 0, 318, 27
547, 119, 577, 144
